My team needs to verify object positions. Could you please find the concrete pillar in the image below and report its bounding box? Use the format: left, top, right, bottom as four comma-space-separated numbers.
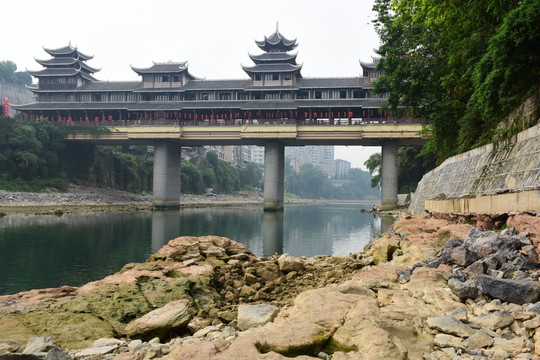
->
381, 140, 398, 210
153, 141, 182, 209
263, 141, 285, 211
263, 210, 284, 257
151, 211, 180, 253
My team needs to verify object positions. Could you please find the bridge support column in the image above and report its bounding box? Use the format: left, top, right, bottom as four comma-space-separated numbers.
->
153, 141, 182, 209
381, 140, 398, 210
263, 141, 285, 211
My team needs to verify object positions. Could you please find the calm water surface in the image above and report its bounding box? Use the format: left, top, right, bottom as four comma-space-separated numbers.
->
0, 202, 393, 295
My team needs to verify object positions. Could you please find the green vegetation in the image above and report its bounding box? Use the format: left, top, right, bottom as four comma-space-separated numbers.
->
364, 146, 436, 193
372, 0, 540, 162
285, 161, 379, 200
0, 117, 153, 193
0, 177, 69, 192
182, 151, 263, 194
0, 60, 32, 86
0, 117, 66, 183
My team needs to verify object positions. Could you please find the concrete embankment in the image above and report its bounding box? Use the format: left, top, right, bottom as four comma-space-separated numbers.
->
1, 212, 540, 359
410, 124, 540, 216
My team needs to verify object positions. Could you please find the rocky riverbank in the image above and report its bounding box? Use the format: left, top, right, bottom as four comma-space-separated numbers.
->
0, 185, 275, 215
1, 212, 539, 359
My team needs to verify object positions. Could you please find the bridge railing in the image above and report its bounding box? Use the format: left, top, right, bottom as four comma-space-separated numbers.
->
36, 116, 431, 127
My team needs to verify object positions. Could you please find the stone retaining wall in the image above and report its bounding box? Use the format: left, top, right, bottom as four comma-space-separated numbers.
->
409, 123, 540, 215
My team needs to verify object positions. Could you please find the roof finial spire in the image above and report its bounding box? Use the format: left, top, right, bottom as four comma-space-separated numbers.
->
276, 21, 279, 33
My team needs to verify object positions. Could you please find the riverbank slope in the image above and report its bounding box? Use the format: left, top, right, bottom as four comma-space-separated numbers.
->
0, 185, 266, 214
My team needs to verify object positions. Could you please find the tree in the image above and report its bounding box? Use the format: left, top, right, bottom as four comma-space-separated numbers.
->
364, 153, 381, 188
239, 162, 262, 189
372, 0, 538, 162
364, 147, 435, 193
202, 168, 217, 189
0, 60, 32, 86
181, 159, 204, 194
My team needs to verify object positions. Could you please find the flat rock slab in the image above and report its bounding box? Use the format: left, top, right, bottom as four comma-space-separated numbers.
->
472, 311, 514, 331
426, 315, 474, 338
463, 330, 494, 350
74, 344, 117, 358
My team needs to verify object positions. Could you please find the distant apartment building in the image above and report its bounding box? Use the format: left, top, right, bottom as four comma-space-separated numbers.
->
335, 159, 351, 178
206, 145, 233, 164
285, 146, 351, 178
250, 145, 265, 165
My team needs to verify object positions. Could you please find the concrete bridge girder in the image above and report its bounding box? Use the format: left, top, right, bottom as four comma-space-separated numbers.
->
66, 124, 427, 210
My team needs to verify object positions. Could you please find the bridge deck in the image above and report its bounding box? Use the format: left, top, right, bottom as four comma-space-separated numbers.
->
66, 124, 428, 146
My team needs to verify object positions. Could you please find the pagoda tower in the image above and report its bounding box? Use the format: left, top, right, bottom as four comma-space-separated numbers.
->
242, 24, 302, 86
28, 44, 100, 91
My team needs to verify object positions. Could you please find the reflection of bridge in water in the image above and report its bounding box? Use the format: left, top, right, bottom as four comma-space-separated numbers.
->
151, 206, 395, 257
13, 27, 428, 210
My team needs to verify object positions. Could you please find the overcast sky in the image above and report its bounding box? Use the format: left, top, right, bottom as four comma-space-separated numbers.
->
2, 0, 382, 169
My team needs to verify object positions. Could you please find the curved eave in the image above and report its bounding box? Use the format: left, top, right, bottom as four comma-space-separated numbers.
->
130, 62, 188, 74
248, 52, 298, 64
255, 34, 298, 52
256, 43, 298, 53
242, 64, 303, 73
24, 84, 39, 92
35, 57, 77, 67
81, 72, 99, 82
43, 45, 94, 60
359, 58, 380, 69
43, 44, 76, 56
184, 70, 203, 81
77, 50, 94, 61
80, 62, 101, 74
26, 69, 79, 77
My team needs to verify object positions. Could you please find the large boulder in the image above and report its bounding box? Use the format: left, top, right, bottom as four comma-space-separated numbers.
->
277, 254, 305, 273
438, 238, 464, 264
124, 299, 191, 341
507, 214, 540, 250
475, 274, 540, 304
449, 245, 479, 266
371, 235, 401, 265
463, 228, 502, 257
447, 278, 478, 302
237, 304, 279, 331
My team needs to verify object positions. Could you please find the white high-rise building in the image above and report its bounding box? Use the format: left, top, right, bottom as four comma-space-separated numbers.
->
251, 146, 265, 164
286, 146, 336, 177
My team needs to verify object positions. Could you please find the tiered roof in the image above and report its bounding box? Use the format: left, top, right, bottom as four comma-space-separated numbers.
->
43, 44, 94, 60
27, 43, 100, 82
242, 25, 302, 78
255, 24, 298, 52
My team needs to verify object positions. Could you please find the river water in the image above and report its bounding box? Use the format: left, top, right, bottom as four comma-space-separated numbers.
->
0, 202, 393, 295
